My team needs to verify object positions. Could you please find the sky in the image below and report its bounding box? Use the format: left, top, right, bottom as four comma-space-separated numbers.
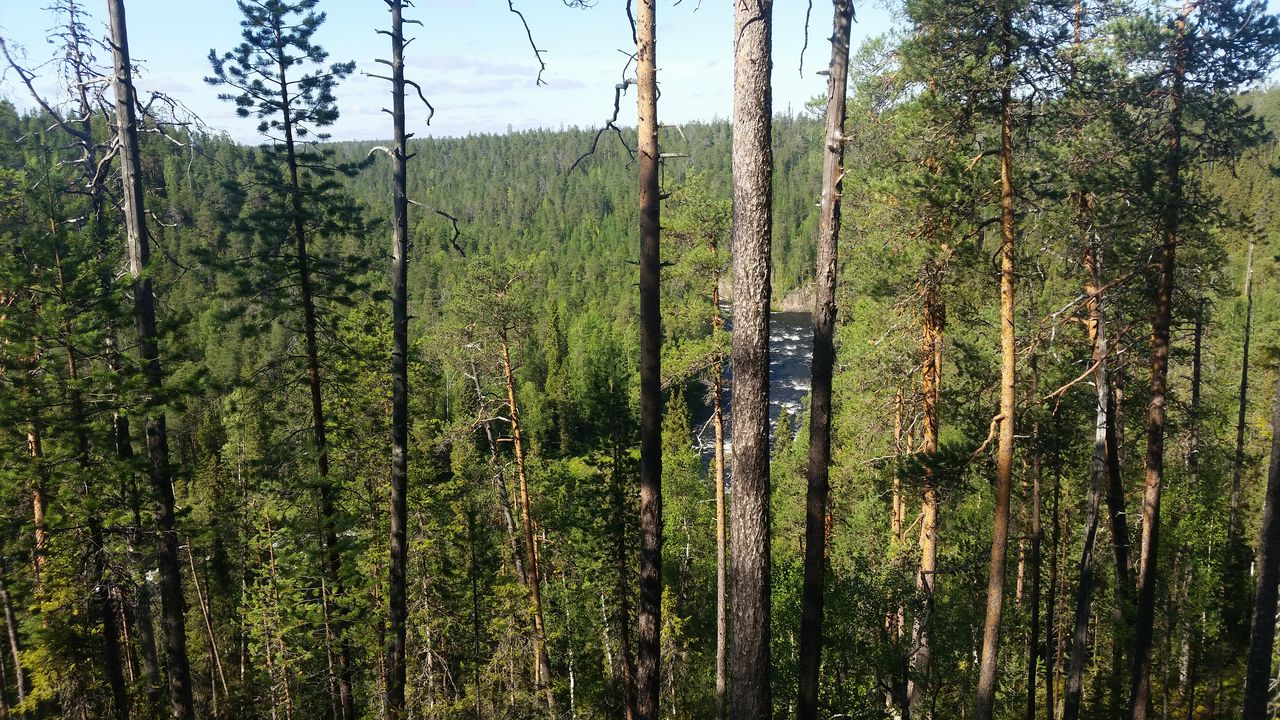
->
0, 0, 899, 143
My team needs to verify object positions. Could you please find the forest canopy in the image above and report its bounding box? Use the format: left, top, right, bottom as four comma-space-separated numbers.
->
1, 1, 1279, 719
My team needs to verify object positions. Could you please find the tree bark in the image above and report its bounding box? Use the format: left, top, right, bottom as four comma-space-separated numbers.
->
636, 3, 663, 718
501, 339, 555, 711
1128, 6, 1188, 718
908, 262, 944, 717
386, 3, 411, 718
797, 4, 852, 717
1063, 241, 1112, 720
106, 2, 195, 716
729, 1, 774, 716
1242, 375, 1280, 718
975, 10, 1018, 713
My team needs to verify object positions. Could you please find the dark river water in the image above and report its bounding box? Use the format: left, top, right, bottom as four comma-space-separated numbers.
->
689, 307, 814, 460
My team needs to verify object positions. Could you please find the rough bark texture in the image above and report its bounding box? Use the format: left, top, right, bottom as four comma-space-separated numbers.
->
797, 3, 852, 717
1063, 242, 1111, 720
107, 2, 195, 716
729, 2, 774, 716
975, 17, 1018, 714
1242, 376, 1280, 719
1128, 6, 1187, 717
385, 2, 411, 718
636, 3, 663, 717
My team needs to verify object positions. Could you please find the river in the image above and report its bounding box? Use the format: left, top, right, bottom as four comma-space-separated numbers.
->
690, 307, 814, 461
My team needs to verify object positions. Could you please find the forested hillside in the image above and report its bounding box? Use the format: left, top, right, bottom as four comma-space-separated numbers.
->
1, 1, 1280, 720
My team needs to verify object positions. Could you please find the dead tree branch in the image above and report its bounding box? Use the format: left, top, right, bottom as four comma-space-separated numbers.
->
506, 0, 548, 86
569, 51, 638, 172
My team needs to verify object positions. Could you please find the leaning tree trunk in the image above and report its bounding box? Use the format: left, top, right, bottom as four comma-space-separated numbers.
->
1129, 6, 1187, 719
1063, 240, 1112, 720
385, 3, 410, 718
1242, 375, 1280, 719
636, 3, 663, 718
975, 10, 1018, 715
0, 569, 23, 711
729, 1, 774, 716
501, 339, 556, 711
797, 4, 852, 718
106, 2, 195, 717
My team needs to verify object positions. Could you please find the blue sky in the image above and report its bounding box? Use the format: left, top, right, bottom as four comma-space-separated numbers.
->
0, 0, 898, 143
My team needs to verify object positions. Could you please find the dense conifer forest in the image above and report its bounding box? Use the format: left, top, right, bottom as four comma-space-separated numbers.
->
1, 1, 1280, 719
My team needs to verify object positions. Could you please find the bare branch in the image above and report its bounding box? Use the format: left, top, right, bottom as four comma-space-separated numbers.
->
406, 199, 466, 257
506, 0, 548, 86
968, 413, 1005, 463
569, 50, 639, 172
0, 36, 91, 143
404, 78, 435, 125
1041, 359, 1101, 405
800, 0, 813, 77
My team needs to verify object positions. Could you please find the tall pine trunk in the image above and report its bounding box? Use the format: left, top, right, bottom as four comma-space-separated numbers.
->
975, 9, 1018, 714
797, 4, 852, 717
385, 2, 411, 718
636, 3, 663, 717
908, 262, 944, 717
729, 1, 774, 716
1242, 375, 1280, 718
106, 2, 195, 716
1128, 5, 1188, 717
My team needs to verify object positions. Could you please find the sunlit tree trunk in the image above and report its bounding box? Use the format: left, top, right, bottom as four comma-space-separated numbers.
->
636, 3, 663, 717
975, 6, 1018, 715
729, 1, 774, 716
908, 260, 944, 717
501, 339, 555, 711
